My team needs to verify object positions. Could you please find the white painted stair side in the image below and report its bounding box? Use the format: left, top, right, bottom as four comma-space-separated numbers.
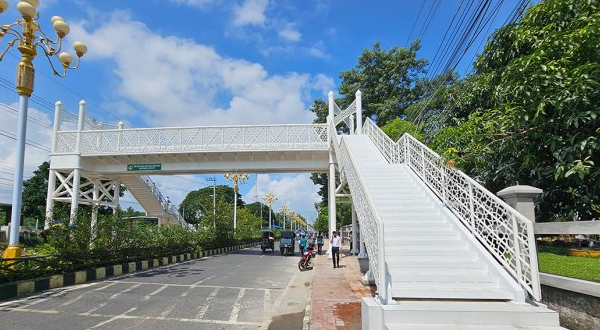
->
117, 175, 179, 225
343, 135, 516, 301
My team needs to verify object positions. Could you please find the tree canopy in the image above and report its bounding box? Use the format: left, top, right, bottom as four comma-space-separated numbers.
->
424, 0, 600, 221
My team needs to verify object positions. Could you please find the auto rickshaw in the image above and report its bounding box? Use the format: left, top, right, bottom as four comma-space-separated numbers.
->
261, 230, 275, 252
279, 230, 296, 256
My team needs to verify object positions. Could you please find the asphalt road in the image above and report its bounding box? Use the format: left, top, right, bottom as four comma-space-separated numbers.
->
0, 243, 313, 330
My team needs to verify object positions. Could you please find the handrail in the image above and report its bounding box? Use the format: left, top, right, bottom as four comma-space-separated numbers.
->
330, 119, 390, 304
53, 124, 329, 155
362, 117, 541, 300
139, 175, 186, 226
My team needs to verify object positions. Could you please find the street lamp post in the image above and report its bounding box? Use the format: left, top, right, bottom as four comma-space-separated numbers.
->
263, 192, 277, 229
224, 173, 248, 230
206, 176, 216, 227
0, 0, 87, 259
279, 204, 289, 230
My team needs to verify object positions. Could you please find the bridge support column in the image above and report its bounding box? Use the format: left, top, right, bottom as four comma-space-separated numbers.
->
69, 169, 81, 225
351, 204, 358, 255
45, 101, 63, 230
113, 180, 121, 215
356, 90, 362, 134
45, 169, 57, 230
358, 220, 368, 259
91, 183, 99, 242
70, 100, 86, 225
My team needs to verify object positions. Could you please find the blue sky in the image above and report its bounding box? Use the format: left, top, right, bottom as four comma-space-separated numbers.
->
0, 0, 530, 223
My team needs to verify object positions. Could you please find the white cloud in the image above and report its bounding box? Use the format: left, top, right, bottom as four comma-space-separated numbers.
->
233, 0, 269, 27
278, 25, 301, 42
165, 0, 213, 7
70, 11, 320, 127
0, 104, 52, 204
243, 174, 320, 223
307, 41, 329, 59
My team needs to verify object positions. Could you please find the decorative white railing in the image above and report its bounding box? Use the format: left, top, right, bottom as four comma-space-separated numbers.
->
139, 175, 186, 225
361, 117, 541, 301
53, 124, 328, 155
333, 99, 356, 126
330, 119, 390, 303
363, 119, 404, 163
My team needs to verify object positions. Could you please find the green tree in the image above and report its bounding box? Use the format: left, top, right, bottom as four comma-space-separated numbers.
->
338, 40, 428, 126
179, 185, 241, 225
431, 0, 600, 221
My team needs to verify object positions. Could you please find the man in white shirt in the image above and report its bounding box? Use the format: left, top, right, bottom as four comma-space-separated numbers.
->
330, 231, 341, 268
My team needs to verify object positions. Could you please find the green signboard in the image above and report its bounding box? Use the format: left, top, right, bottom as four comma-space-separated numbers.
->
127, 164, 162, 171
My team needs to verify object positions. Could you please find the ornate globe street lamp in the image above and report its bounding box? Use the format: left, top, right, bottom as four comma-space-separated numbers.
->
279, 204, 289, 230
224, 173, 248, 230
0, 0, 87, 259
263, 192, 277, 229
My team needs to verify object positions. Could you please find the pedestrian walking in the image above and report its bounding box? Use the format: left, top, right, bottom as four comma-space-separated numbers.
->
331, 230, 341, 268
316, 232, 324, 255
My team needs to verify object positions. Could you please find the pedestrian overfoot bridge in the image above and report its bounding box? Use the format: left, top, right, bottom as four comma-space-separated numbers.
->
45, 92, 566, 329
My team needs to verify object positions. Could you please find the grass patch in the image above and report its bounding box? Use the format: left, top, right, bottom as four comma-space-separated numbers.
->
538, 249, 600, 283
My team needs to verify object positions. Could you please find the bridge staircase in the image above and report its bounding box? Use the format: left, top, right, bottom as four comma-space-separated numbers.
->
329, 95, 565, 329
117, 175, 184, 225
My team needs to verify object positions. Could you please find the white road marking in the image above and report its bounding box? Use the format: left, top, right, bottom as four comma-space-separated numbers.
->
59, 293, 85, 307
8, 308, 265, 326
195, 287, 219, 319
87, 307, 137, 329
192, 275, 215, 286
263, 289, 271, 315
141, 285, 168, 301
229, 288, 246, 322
82, 283, 142, 315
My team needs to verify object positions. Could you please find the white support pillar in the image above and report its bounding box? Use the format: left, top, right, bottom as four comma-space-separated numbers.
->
349, 114, 355, 135
91, 183, 99, 241
45, 101, 63, 230
358, 220, 368, 259
70, 100, 86, 225
351, 204, 358, 255
356, 90, 362, 134
113, 180, 121, 215
45, 170, 56, 230
327, 91, 336, 257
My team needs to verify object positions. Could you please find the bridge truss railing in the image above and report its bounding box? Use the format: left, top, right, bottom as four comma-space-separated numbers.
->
362, 117, 541, 301
54, 124, 329, 155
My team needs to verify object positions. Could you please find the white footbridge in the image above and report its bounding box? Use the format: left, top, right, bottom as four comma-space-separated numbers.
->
45, 92, 565, 329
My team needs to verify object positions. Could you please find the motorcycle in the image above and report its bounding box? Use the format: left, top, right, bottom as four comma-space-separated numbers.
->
298, 243, 315, 271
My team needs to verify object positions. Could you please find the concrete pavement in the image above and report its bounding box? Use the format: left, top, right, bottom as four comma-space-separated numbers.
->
0, 243, 312, 330
308, 243, 375, 330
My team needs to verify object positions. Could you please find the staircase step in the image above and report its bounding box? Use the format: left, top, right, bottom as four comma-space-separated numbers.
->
391, 273, 499, 284
385, 220, 449, 227
385, 246, 470, 255
392, 261, 488, 271
393, 280, 499, 290
382, 301, 560, 326
391, 288, 513, 300
387, 254, 477, 263
386, 239, 466, 248
389, 266, 488, 275
384, 229, 460, 238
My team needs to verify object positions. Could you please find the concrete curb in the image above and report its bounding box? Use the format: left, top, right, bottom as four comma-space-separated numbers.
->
302, 260, 315, 330
0, 242, 258, 301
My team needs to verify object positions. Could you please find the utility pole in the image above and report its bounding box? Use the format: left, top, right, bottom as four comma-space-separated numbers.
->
206, 177, 217, 227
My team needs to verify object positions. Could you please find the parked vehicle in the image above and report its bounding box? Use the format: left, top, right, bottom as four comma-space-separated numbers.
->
298, 243, 315, 271
261, 230, 275, 253
280, 231, 296, 256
